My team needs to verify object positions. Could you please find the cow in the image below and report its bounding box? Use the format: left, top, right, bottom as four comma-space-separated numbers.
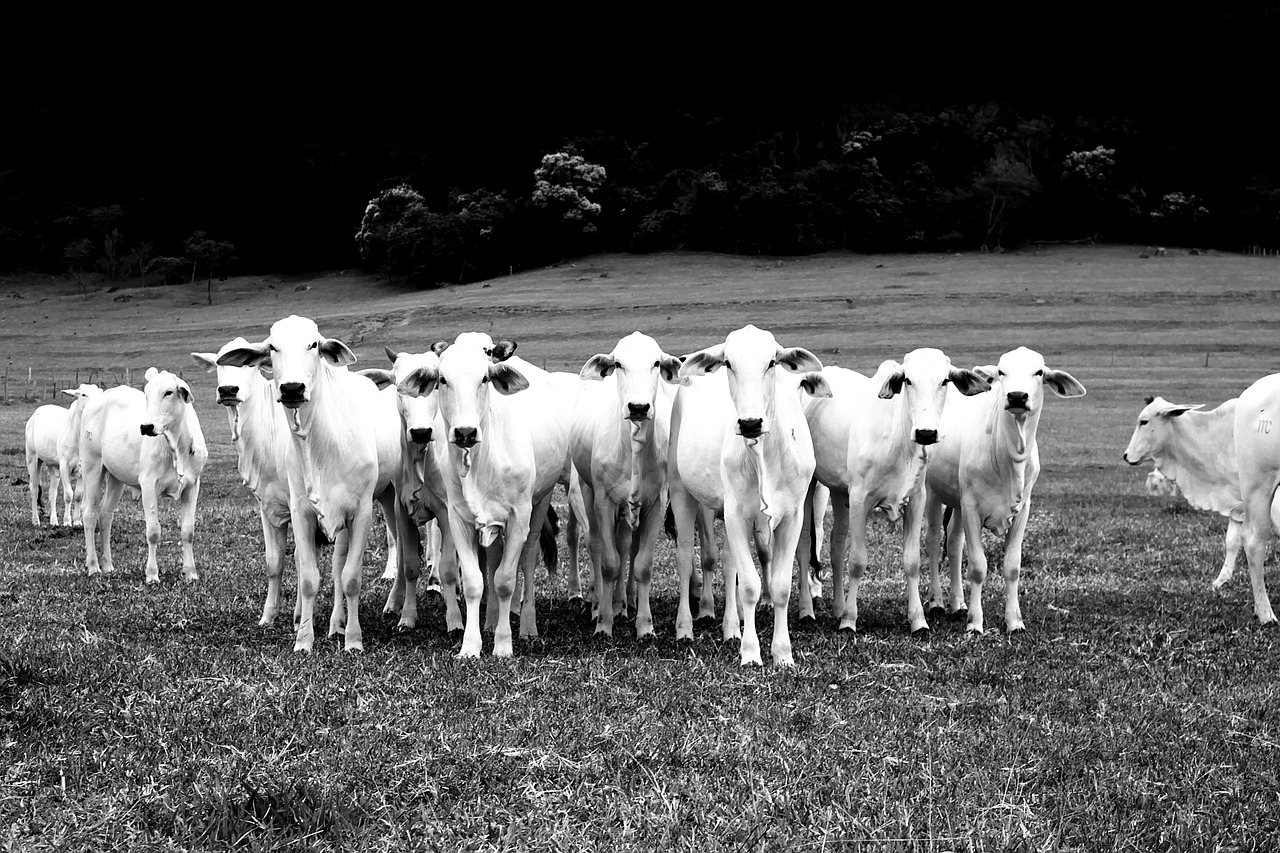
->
192, 341, 295, 625
80, 369, 209, 583
396, 335, 567, 657
570, 332, 685, 637
1120, 395, 1280, 591
218, 315, 388, 652
800, 349, 990, 634
1232, 373, 1280, 625
1145, 467, 1182, 498
26, 405, 72, 526
57, 384, 104, 526
922, 346, 1086, 634
668, 324, 830, 666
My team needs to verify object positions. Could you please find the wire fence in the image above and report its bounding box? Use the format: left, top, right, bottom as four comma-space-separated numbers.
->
1, 366, 189, 405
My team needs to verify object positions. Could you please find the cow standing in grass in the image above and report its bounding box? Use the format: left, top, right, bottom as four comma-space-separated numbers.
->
923, 346, 1085, 634
80, 369, 208, 583
1232, 373, 1280, 626
800, 349, 990, 634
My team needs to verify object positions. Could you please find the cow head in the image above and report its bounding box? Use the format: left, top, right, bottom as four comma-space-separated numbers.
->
375, 348, 444, 447
216, 315, 355, 410
1122, 395, 1203, 465
192, 337, 263, 407
876, 347, 990, 446
680, 324, 822, 440
580, 331, 684, 424
140, 367, 192, 438
973, 346, 1085, 422
397, 336, 528, 449
432, 333, 518, 363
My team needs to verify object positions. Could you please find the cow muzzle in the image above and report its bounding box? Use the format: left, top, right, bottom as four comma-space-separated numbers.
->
217, 385, 240, 406
1122, 451, 1140, 466
452, 426, 479, 448
140, 423, 157, 437
1005, 391, 1030, 415
626, 402, 651, 422
409, 427, 434, 445
914, 428, 939, 446
737, 417, 765, 439
278, 382, 307, 408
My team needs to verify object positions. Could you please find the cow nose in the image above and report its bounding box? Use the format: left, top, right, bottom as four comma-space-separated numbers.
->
409, 427, 433, 444
738, 417, 764, 438
217, 384, 239, 404
914, 428, 939, 446
453, 426, 478, 447
279, 382, 306, 404
1007, 391, 1029, 409
140, 423, 156, 437
627, 402, 651, 420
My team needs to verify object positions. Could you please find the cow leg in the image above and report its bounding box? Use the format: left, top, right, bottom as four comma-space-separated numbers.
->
1241, 487, 1279, 625
724, 505, 761, 665
423, 519, 443, 596
1001, 498, 1034, 633
340, 506, 374, 652
141, 479, 163, 585
378, 498, 399, 582
46, 463, 61, 526
60, 460, 77, 526
81, 459, 105, 575
828, 491, 852, 626
97, 476, 125, 575
483, 537, 503, 632
922, 489, 946, 614
696, 506, 719, 624
945, 508, 967, 617
389, 499, 421, 632
291, 510, 323, 653
902, 488, 930, 635
613, 515, 634, 619
27, 449, 42, 526
960, 502, 988, 634
435, 516, 465, 632
669, 483, 700, 640
258, 513, 287, 627
448, 514, 485, 657
1213, 519, 1243, 590
178, 479, 200, 583
328, 530, 349, 639
630, 502, 664, 639
591, 488, 623, 637
517, 496, 553, 638
838, 501, 869, 633
798, 479, 820, 620
493, 513, 530, 657
768, 511, 803, 666
565, 496, 584, 601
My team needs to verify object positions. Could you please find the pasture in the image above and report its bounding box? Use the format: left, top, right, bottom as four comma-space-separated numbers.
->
3, 246, 1280, 851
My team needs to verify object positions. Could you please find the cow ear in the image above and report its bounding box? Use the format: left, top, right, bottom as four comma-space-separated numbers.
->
1161, 403, 1204, 418
145, 367, 159, 382
384, 345, 401, 365
430, 340, 450, 356
777, 346, 823, 374
358, 368, 396, 390
177, 381, 192, 403
397, 365, 439, 398
319, 338, 357, 366
488, 362, 529, 395
659, 354, 688, 385
62, 389, 78, 398
191, 352, 219, 374
973, 364, 999, 383
800, 372, 833, 398
580, 354, 616, 381
877, 362, 905, 400
1044, 368, 1086, 398
679, 345, 726, 377
949, 367, 991, 396
218, 341, 271, 368
490, 340, 518, 362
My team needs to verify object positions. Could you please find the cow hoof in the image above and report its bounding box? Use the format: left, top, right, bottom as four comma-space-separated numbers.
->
911, 626, 931, 639
145, 576, 160, 586
344, 644, 364, 654
951, 608, 969, 622
926, 605, 946, 620
694, 614, 716, 627
799, 613, 817, 625
1007, 626, 1026, 635
395, 624, 414, 634
423, 588, 443, 601
965, 626, 984, 636
1261, 617, 1280, 629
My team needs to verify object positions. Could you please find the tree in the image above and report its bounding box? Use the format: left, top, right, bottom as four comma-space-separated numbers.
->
184, 231, 238, 305
531, 152, 606, 243
63, 238, 95, 299
975, 146, 1040, 251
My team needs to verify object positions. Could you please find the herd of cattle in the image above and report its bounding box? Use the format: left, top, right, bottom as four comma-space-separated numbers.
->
20, 314, 1280, 663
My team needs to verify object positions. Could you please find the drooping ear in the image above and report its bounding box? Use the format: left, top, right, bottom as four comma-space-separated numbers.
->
218, 340, 272, 368
177, 381, 192, 403
580, 353, 617, 381
145, 367, 159, 381
357, 368, 396, 390
659, 354, 688, 385
877, 361, 906, 400
800, 372, 833, 398
1161, 403, 1204, 418
62, 389, 79, 399
950, 367, 991, 396
973, 364, 1000, 384
490, 340, 518, 362
319, 337, 357, 366
430, 340, 450, 356
383, 345, 400, 365
776, 346, 823, 374
679, 344, 726, 378
1044, 368, 1086, 398
488, 362, 530, 394
191, 352, 219, 374
397, 365, 440, 398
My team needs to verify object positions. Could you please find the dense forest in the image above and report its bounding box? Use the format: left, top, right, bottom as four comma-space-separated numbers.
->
3, 5, 1277, 286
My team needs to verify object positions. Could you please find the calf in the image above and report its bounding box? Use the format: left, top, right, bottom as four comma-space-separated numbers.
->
923, 346, 1085, 633
26, 405, 72, 526
81, 369, 208, 583
801, 349, 989, 634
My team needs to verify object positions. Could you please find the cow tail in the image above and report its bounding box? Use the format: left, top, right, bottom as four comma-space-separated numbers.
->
664, 502, 677, 541
808, 521, 823, 579
540, 505, 559, 575
941, 505, 953, 558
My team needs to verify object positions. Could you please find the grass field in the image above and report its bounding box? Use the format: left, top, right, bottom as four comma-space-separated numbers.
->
4, 246, 1280, 851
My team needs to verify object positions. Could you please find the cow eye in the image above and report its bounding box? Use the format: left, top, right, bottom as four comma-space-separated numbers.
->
163, 390, 173, 397
997, 370, 1005, 377
723, 360, 732, 371
308, 341, 318, 350
482, 375, 490, 384
269, 344, 278, 353
902, 377, 912, 386
767, 359, 777, 369
1034, 369, 1044, 377
652, 360, 660, 369
941, 378, 949, 386
1139, 419, 1149, 426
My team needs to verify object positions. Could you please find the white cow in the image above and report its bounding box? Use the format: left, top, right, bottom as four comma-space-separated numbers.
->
58, 384, 104, 526
218, 316, 388, 652
80, 369, 209, 583
26, 405, 72, 526
669, 324, 830, 665
923, 346, 1085, 634
1232, 374, 1280, 625
570, 332, 685, 637
192, 341, 295, 625
1145, 467, 1182, 498
800, 349, 990, 634
1121, 395, 1280, 591
396, 335, 566, 657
